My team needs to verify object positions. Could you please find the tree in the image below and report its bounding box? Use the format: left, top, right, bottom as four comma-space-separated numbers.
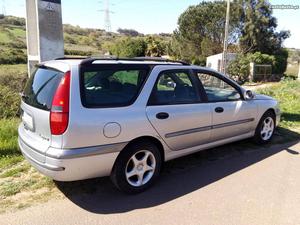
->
172, 1, 242, 62
117, 28, 142, 37
239, 0, 290, 54
172, 0, 290, 75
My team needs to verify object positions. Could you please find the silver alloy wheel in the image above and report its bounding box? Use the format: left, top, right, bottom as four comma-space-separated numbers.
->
260, 116, 274, 141
125, 150, 156, 187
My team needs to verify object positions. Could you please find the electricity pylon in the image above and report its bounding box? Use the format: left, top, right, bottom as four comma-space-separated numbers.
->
1, 0, 6, 16
99, 0, 114, 32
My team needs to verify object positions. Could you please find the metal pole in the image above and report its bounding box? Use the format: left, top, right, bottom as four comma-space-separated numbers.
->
222, 0, 230, 75
26, 0, 64, 76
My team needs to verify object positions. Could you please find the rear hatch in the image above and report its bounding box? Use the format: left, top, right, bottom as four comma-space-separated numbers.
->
20, 66, 65, 162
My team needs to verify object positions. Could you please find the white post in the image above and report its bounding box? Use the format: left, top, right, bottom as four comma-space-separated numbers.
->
298, 63, 300, 80
26, 0, 64, 76
249, 62, 255, 82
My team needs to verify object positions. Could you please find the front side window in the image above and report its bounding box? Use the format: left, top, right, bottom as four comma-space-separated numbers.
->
197, 72, 241, 102
81, 65, 150, 107
149, 70, 200, 105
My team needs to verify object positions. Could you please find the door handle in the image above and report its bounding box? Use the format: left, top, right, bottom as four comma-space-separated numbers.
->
156, 112, 169, 120
215, 107, 224, 113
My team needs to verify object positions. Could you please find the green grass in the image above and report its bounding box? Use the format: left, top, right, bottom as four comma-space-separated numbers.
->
0, 26, 26, 44
0, 175, 55, 197
0, 64, 27, 77
0, 29, 11, 43
0, 119, 22, 172
256, 80, 300, 130
8, 27, 26, 39
0, 163, 31, 178
0, 117, 56, 212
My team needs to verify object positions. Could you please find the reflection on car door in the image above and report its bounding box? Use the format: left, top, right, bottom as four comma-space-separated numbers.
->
146, 70, 212, 151
196, 70, 257, 142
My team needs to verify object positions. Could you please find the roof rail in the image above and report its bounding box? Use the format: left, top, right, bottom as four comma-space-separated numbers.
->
79, 56, 190, 66
55, 56, 88, 60
133, 57, 190, 65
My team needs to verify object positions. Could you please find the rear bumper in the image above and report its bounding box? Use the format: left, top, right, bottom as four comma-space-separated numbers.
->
18, 137, 126, 181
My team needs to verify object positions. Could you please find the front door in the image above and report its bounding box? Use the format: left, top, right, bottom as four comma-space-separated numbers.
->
196, 70, 257, 142
146, 70, 212, 151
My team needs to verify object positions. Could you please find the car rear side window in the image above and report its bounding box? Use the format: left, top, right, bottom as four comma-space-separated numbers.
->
148, 70, 201, 105
22, 67, 64, 111
80, 65, 150, 107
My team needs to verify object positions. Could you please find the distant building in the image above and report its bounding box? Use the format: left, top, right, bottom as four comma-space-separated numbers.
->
206, 53, 237, 72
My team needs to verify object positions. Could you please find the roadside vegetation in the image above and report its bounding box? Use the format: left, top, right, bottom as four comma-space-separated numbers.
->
256, 80, 300, 131
0, 118, 58, 213
0, 65, 59, 212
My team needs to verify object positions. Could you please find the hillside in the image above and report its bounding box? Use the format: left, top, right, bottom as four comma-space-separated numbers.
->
0, 16, 171, 63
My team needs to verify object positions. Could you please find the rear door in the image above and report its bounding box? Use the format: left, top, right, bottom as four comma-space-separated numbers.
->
20, 66, 65, 161
195, 70, 257, 142
146, 69, 212, 151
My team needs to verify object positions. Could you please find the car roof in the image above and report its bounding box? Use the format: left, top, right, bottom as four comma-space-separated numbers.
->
46, 57, 188, 65
41, 57, 224, 76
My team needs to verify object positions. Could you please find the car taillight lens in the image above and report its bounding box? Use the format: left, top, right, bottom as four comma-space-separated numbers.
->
50, 71, 71, 135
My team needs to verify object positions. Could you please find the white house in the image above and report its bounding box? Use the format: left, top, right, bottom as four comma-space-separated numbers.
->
206, 53, 237, 72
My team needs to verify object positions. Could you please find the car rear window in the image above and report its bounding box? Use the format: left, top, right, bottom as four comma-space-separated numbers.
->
80, 64, 151, 107
22, 67, 64, 111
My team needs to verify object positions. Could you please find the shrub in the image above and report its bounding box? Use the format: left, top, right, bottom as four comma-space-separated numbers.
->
0, 85, 21, 118
64, 35, 77, 44
117, 28, 141, 37
64, 49, 93, 56
0, 66, 27, 119
2, 16, 25, 26
145, 36, 166, 57
228, 52, 276, 83
0, 49, 27, 64
273, 49, 288, 75
0, 70, 27, 92
4, 41, 27, 49
109, 38, 147, 57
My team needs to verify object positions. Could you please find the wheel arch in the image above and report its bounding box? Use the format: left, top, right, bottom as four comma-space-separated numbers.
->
123, 136, 165, 162
111, 136, 165, 172
264, 108, 276, 122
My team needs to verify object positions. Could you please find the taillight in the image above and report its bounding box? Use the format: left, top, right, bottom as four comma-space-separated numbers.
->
50, 71, 71, 135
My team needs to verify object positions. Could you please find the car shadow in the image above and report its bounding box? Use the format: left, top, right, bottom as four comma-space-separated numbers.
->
55, 128, 300, 214
281, 112, 300, 123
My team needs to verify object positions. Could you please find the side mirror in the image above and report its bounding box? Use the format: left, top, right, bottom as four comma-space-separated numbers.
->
244, 90, 255, 100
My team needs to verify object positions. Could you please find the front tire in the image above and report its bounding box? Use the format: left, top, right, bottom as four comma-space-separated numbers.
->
110, 141, 162, 194
253, 111, 276, 144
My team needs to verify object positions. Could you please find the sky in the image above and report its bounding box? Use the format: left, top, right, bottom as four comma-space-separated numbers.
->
2, 0, 300, 49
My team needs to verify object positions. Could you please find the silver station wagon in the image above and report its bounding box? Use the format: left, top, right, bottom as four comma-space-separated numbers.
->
19, 57, 280, 193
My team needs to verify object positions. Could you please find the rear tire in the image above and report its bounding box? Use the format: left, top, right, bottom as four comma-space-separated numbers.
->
253, 111, 276, 144
110, 141, 162, 194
